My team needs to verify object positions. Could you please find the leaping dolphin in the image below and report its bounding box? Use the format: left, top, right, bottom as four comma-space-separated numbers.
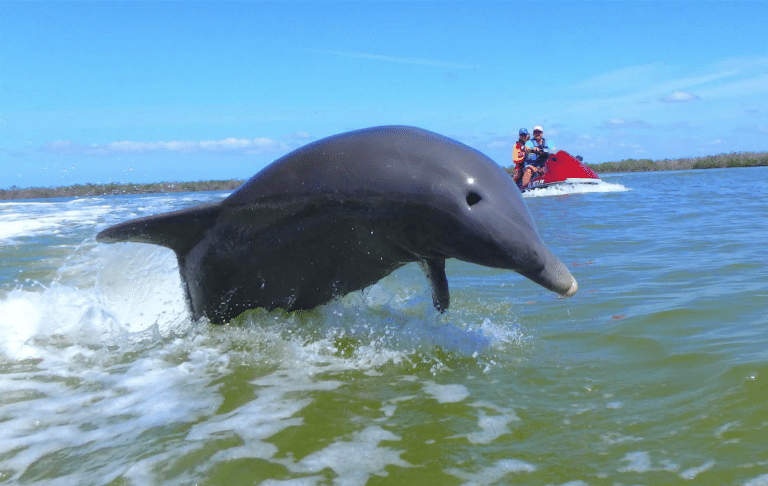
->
97, 126, 577, 324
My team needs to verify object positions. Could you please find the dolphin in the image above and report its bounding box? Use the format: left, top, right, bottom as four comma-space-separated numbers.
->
97, 126, 577, 324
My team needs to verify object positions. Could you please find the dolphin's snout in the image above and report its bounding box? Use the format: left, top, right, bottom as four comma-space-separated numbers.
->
545, 259, 578, 298
563, 275, 578, 297
518, 245, 578, 298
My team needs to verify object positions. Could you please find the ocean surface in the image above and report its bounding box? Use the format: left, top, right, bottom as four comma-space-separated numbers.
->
1, 167, 767, 486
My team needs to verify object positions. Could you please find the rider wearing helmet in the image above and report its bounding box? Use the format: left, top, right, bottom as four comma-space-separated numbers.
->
521, 125, 553, 187
511, 128, 529, 185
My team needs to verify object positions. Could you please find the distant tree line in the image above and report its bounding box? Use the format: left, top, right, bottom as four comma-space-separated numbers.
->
2, 152, 767, 200
586, 152, 768, 173
0, 180, 244, 201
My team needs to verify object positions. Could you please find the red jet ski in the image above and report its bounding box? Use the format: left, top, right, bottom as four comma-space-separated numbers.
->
518, 150, 600, 192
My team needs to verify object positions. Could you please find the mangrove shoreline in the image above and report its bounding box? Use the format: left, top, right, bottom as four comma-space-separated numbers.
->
3, 152, 767, 200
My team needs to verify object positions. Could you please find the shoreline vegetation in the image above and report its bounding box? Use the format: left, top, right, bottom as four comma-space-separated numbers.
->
583, 151, 767, 173
2, 152, 766, 201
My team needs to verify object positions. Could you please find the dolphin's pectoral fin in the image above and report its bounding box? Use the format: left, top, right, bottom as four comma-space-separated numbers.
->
96, 203, 221, 256
419, 258, 449, 313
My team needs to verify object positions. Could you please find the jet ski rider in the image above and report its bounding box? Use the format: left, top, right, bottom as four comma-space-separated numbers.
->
521, 125, 552, 187
511, 128, 530, 185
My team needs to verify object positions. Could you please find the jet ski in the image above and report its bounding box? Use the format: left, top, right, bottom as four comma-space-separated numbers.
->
518, 150, 600, 192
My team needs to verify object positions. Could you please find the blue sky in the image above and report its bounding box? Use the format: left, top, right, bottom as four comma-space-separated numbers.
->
1, 1, 767, 188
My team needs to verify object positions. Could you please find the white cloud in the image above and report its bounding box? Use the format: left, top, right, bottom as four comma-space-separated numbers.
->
559, 61, 742, 116
305, 48, 475, 69
568, 64, 733, 103
598, 119, 654, 129
486, 140, 508, 149
284, 131, 313, 140
43, 137, 292, 156
695, 72, 768, 99
615, 142, 644, 150
572, 63, 669, 92
660, 91, 701, 103
741, 125, 768, 135
709, 55, 768, 73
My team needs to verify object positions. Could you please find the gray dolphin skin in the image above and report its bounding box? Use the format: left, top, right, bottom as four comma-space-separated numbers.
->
97, 126, 577, 324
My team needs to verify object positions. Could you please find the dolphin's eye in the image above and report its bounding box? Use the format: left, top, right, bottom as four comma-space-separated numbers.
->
466, 191, 482, 207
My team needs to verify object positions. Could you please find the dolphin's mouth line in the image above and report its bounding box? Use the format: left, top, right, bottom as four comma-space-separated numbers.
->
562, 277, 578, 297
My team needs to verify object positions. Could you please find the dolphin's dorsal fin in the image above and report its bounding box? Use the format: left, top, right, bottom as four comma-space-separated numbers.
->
419, 258, 449, 312
96, 203, 221, 256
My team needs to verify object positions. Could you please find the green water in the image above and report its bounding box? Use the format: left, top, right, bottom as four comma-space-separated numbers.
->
1, 168, 767, 485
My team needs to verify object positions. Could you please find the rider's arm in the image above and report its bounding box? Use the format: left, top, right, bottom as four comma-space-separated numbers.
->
512, 144, 526, 163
